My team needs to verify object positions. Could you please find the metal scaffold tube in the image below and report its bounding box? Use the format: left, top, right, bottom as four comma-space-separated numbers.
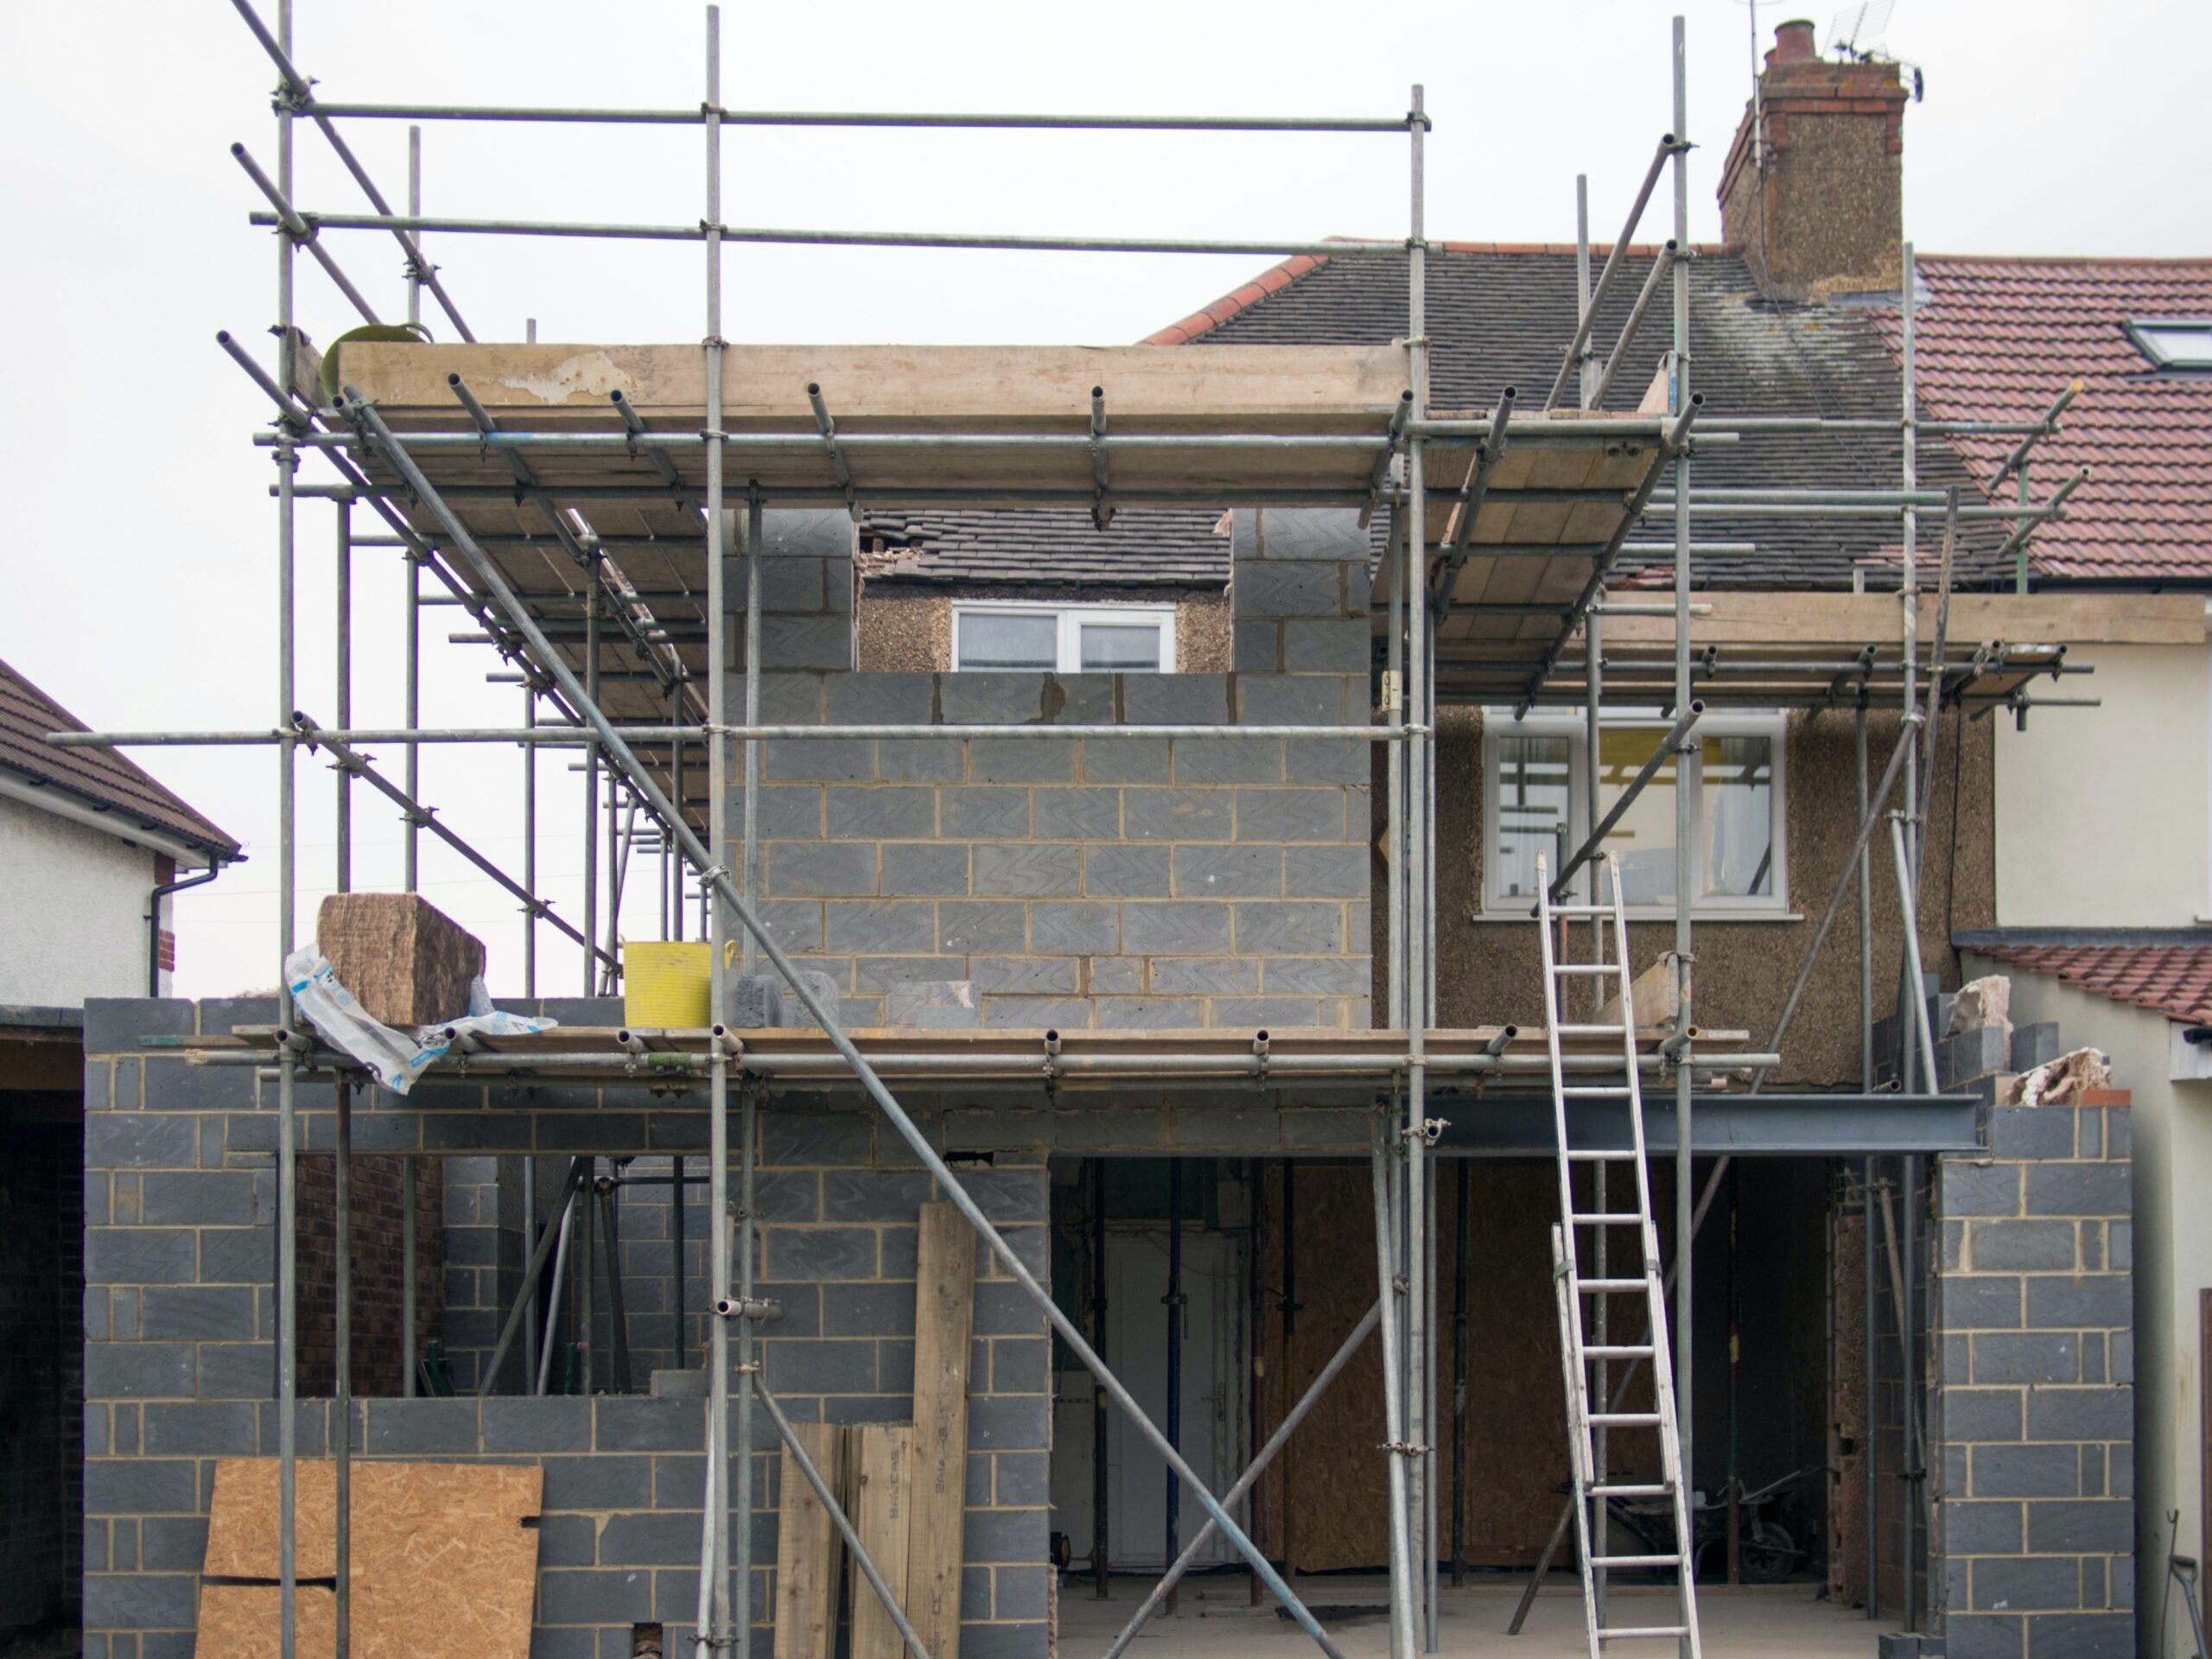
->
1668, 28, 1695, 1658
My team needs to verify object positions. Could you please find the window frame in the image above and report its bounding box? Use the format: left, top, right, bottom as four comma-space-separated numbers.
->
2123, 317, 2212, 372
1478, 706, 1791, 918
949, 599, 1178, 674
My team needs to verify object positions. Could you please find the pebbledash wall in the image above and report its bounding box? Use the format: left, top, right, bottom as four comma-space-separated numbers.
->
728, 508, 1372, 1032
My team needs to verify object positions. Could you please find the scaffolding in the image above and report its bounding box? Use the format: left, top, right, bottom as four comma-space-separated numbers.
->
51, 5, 2104, 1657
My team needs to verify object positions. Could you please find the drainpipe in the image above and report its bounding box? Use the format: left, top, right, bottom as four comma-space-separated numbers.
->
146, 861, 223, 996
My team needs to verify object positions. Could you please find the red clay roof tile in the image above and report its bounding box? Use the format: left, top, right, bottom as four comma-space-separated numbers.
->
1978, 943, 2212, 1025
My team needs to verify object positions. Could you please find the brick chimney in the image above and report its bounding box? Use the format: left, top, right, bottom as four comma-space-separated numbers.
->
1718, 19, 1910, 301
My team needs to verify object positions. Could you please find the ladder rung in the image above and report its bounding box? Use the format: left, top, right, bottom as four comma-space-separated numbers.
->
1578, 1279, 1648, 1293
1563, 1085, 1635, 1096
1554, 1022, 1627, 1035
1588, 1482, 1672, 1497
1548, 904, 1611, 916
1570, 1212, 1644, 1225
1565, 1150, 1639, 1162
1594, 1626, 1690, 1641
1552, 963, 1619, 976
1588, 1413, 1663, 1427
1591, 1553, 1681, 1568
1582, 1345, 1656, 1359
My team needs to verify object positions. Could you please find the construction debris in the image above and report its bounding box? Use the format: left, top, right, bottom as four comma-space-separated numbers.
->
315, 893, 486, 1027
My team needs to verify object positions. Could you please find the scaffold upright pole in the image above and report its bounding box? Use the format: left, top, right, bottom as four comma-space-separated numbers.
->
1669, 29, 1696, 1656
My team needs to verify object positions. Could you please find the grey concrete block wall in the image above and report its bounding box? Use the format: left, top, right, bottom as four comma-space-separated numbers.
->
1930, 1090, 2135, 1659
79, 1000, 1072, 1659
728, 509, 1374, 1031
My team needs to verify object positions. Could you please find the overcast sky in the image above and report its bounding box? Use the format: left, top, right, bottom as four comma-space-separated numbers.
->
3, 0, 2206, 1000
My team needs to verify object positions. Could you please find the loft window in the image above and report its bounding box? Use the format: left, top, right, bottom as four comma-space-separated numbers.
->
950, 601, 1176, 673
2124, 319, 2212, 372
1482, 709, 1789, 916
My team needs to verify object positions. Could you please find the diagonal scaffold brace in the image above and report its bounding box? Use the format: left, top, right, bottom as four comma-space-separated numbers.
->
339, 387, 1353, 1659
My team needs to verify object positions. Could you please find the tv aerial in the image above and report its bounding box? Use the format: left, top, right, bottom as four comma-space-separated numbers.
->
1830, 0, 1924, 100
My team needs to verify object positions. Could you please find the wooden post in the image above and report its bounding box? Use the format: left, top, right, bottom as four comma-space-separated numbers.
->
775, 1423, 847, 1659
852, 1426, 917, 1659
910, 1203, 976, 1659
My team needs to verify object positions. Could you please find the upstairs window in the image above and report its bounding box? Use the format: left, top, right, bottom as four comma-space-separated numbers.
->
2124, 319, 2212, 372
1484, 709, 1789, 916
951, 601, 1176, 673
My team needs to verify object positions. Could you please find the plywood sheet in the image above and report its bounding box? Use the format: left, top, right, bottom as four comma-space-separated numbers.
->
199, 1459, 541, 1659
775, 1423, 847, 1659
850, 1425, 917, 1659
908, 1203, 975, 1659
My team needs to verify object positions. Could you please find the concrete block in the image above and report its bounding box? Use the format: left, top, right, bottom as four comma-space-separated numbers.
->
826, 901, 938, 955
1284, 737, 1369, 785
83, 999, 194, 1055
882, 842, 970, 895
822, 1281, 920, 1338
1083, 845, 1172, 898
752, 1170, 823, 1223
969, 738, 1075, 785
2026, 1499, 2132, 1554
1941, 1274, 2023, 1331
941, 788, 1032, 840
86, 1344, 194, 1401
1089, 957, 1141, 994
1052, 675, 1115, 723
1093, 997, 1205, 1029
143, 1402, 257, 1456
887, 982, 981, 1029
1971, 1333, 2080, 1386
1942, 1615, 2023, 1659
1029, 902, 1118, 956
1285, 843, 1370, 899
2023, 1614, 2131, 1656
1235, 786, 1347, 842
971, 957, 1077, 995
938, 901, 1027, 956
1238, 674, 1355, 726
1234, 619, 1281, 671
827, 787, 936, 840
1079, 736, 1173, 784
967, 1393, 1050, 1450
973, 843, 1083, 897
761, 1110, 871, 1166
82, 1575, 200, 1631
1971, 1221, 2077, 1272
2012, 1022, 2062, 1072
760, 1338, 879, 1394
2025, 1165, 2129, 1217
1171, 738, 1282, 785
1213, 997, 1325, 1027
139, 1287, 256, 1342
853, 956, 955, 991
538, 1568, 653, 1624
969, 995, 1082, 1029
2024, 1275, 2131, 1330
1122, 674, 1229, 726
1033, 787, 1122, 841
754, 672, 827, 725
1988, 1107, 2076, 1161
1150, 957, 1260, 995
1282, 618, 1371, 671
1174, 844, 1282, 898
1236, 506, 1364, 561
758, 615, 853, 671
595, 1398, 702, 1452
1233, 562, 1343, 619
481, 1397, 593, 1452
877, 737, 966, 784
1233, 901, 1343, 955
765, 1226, 882, 1281
1942, 1026, 2014, 1086
598, 1510, 707, 1567
754, 508, 853, 559
86, 1115, 200, 1173
538, 1455, 654, 1511
827, 672, 935, 725
1121, 902, 1232, 957
1122, 788, 1232, 842
1262, 956, 1370, 995
1942, 1161, 2021, 1218
1974, 1556, 2071, 1612
1944, 1388, 2024, 1441
941, 675, 1046, 725
774, 967, 843, 1027
764, 737, 873, 783
766, 841, 879, 897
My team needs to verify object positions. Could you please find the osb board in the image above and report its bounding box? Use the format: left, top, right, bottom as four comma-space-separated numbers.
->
775, 1423, 847, 1659
849, 1425, 917, 1659
197, 1584, 337, 1659
199, 1459, 541, 1659
1254, 1163, 1670, 1570
343, 342, 1408, 432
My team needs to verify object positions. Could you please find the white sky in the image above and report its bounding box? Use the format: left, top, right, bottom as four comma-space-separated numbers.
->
2, 0, 2206, 1000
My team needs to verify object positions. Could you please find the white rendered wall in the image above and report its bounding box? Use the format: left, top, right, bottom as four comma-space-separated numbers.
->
1972, 958, 2212, 1659
1993, 644, 2210, 927
0, 791, 159, 1005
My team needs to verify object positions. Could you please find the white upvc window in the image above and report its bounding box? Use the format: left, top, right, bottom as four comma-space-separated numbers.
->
1480, 708, 1790, 918
950, 601, 1177, 674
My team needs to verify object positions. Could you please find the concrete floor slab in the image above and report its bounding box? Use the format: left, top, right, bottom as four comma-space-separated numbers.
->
1057, 1574, 1888, 1658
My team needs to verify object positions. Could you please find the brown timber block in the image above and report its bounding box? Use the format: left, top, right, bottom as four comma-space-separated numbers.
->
315, 893, 487, 1027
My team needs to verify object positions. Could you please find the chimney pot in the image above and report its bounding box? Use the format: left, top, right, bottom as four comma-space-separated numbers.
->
1770, 19, 1818, 64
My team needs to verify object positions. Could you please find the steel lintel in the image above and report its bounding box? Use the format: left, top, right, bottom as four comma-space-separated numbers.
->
1427, 1090, 1979, 1157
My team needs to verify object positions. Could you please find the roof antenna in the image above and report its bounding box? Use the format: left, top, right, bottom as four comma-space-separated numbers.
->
1831, 1, 1925, 99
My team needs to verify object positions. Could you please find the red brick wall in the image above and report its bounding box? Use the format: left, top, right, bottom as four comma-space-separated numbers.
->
296, 1154, 444, 1397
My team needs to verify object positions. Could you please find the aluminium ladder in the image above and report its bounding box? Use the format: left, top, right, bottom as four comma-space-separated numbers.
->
1535, 852, 1702, 1656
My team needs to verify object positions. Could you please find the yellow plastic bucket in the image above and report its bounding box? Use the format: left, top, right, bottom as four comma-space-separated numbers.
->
622, 941, 711, 1028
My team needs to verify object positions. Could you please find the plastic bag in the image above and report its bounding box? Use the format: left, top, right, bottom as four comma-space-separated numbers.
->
284, 952, 559, 1096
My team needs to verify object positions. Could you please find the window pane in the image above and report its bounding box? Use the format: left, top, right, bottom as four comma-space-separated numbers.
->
958, 612, 1056, 671
1080, 622, 1161, 672
1598, 728, 1678, 906
2133, 321, 2212, 369
1496, 734, 1572, 899
1703, 734, 1776, 898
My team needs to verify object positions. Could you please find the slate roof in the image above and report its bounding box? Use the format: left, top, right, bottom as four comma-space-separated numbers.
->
0, 658, 240, 864
872, 243, 2012, 592
1974, 940, 2212, 1026
861, 508, 1226, 591
1866, 257, 2212, 582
